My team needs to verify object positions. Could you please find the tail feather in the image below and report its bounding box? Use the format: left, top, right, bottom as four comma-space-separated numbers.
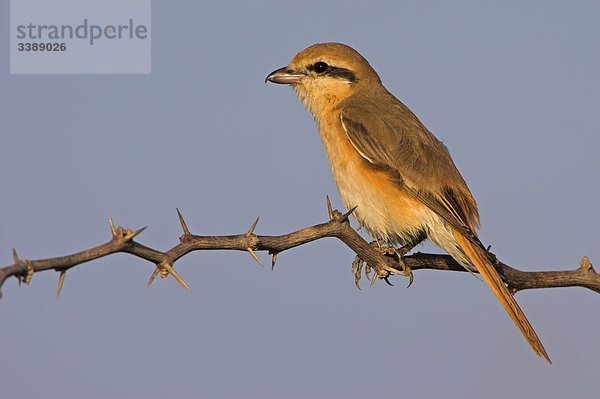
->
452, 230, 551, 363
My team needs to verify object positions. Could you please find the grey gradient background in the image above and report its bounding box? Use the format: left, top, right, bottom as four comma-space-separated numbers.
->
1, 1, 599, 398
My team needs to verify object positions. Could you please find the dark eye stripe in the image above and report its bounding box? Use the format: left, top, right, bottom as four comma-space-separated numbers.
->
306, 63, 357, 83
327, 67, 357, 83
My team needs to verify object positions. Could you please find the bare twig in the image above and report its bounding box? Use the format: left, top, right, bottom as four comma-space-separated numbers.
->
1, 203, 598, 297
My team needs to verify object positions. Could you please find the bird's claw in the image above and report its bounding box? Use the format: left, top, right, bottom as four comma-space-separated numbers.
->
395, 252, 414, 287
352, 255, 364, 290
368, 263, 404, 287
365, 264, 372, 281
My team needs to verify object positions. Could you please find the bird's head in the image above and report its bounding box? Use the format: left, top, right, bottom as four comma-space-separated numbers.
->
266, 43, 381, 117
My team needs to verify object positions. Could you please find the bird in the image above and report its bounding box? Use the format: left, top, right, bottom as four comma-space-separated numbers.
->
266, 42, 550, 363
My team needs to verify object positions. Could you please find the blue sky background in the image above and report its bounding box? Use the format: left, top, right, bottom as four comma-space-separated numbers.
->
1, 1, 599, 398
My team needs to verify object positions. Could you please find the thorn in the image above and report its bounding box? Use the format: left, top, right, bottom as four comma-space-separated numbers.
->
246, 217, 260, 236
340, 205, 358, 222
326, 195, 334, 220
56, 270, 66, 299
108, 217, 117, 237
271, 252, 278, 271
128, 226, 147, 241
486, 245, 492, 252
247, 247, 263, 267
406, 275, 413, 288
160, 262, 191, 291
176, 208, 191, 236
146, 267, 161, 288
384, 277, 394, 287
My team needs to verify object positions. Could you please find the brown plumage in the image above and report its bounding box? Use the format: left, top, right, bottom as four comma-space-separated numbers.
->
267, 42, 550, 363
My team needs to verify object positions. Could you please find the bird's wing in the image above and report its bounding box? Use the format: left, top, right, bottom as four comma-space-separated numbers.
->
340, 102, 551, 363
339, 103, 481, 246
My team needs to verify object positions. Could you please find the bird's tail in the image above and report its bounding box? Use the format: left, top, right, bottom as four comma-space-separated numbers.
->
452, 230, 551, 363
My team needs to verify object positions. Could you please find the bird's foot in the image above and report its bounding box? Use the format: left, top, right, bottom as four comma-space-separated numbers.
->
352, 241, 413, 289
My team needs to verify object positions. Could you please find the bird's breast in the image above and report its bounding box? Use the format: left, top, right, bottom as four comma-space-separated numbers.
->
316, 113, 431, 244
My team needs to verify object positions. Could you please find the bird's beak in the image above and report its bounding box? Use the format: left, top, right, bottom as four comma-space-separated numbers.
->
265, 66, 305, 84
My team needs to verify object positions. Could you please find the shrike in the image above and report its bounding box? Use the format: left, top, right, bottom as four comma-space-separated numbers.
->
266, 42, 550, 362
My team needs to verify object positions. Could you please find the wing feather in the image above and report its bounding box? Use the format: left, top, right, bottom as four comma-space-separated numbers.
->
339, 104, 481, 246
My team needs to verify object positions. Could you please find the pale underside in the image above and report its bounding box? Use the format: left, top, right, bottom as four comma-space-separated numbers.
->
315, 110, 473, 270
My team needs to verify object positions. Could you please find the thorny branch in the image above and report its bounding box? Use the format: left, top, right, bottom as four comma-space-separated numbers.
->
0, 198, 599, 298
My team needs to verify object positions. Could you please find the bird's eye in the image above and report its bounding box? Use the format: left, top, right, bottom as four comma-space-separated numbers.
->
313, 61, 329, 74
